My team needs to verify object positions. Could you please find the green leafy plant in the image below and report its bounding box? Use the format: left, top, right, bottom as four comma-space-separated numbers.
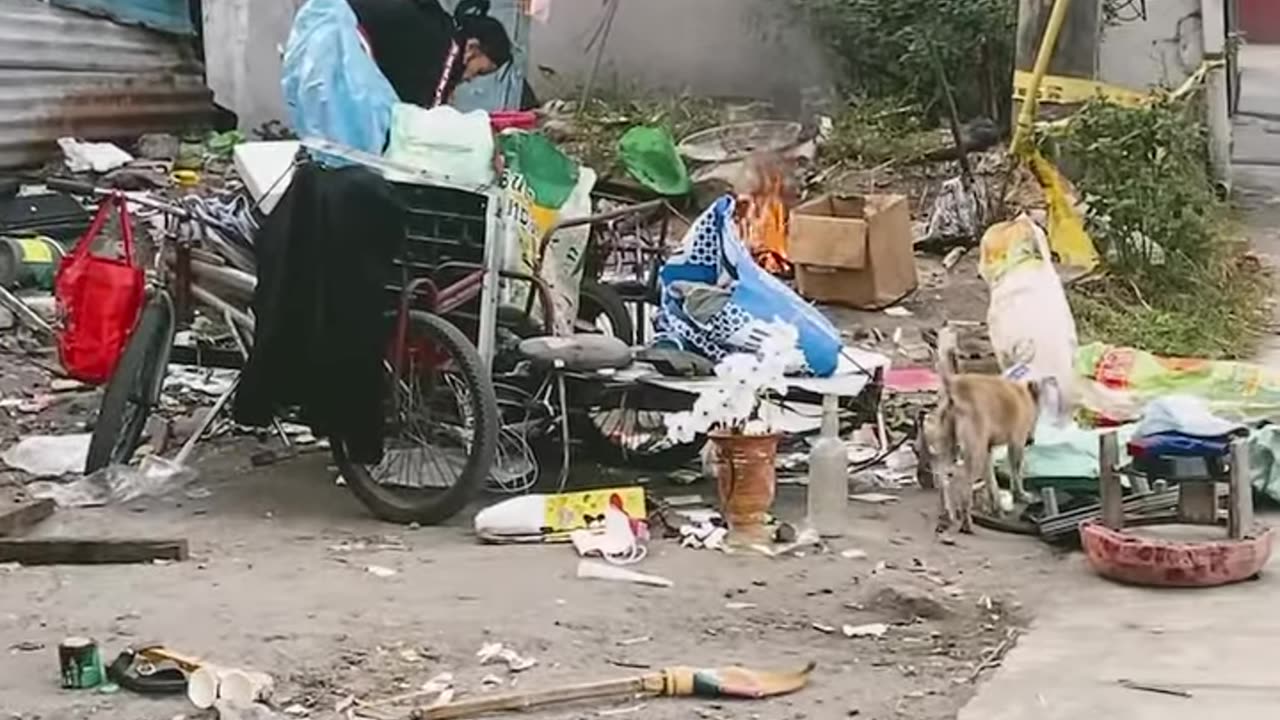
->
1051, 98, 1268, 358
790, 0, 1017, 124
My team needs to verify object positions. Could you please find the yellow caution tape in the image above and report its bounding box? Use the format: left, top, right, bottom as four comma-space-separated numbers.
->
1012, 70, 1148, 107
1022, 60, 1228, 136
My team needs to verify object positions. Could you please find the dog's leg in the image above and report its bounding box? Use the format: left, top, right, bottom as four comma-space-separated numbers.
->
1007, 441, 1036, 504
936, 464, 955, 533
983, 458, 1002, 515
958, 475, 975, 534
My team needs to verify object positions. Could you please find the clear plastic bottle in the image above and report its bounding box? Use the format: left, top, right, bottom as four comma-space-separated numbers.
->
807, 394, 849, 537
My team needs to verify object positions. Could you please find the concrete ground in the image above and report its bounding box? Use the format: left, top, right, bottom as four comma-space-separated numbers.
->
958, 43, 1280, 720
0, 446, 1059, 720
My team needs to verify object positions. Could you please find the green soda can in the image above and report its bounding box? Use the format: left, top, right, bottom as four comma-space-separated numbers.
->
58, 637, 104, 689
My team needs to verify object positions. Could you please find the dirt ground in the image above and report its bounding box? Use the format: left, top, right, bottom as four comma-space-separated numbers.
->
0, 251, 1039, 720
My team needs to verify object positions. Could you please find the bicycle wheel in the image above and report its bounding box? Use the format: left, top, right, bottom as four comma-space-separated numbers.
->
335, 311, 499, 525
576, 280, 635, 345
576, 388, 704, 470
86, 295, 174, 473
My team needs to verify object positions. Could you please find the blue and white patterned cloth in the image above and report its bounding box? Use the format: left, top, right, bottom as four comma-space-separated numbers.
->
654, 195, 843, 377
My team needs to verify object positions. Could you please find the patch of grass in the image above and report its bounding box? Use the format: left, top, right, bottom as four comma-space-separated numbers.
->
790, 0, 1017, 124
1049, 98, 1269, 359
821, 96, 938, 166
1069, 264, 1269, 359
557, 94, 729, 175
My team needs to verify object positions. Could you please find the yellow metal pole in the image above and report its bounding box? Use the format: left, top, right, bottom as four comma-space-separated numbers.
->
1011, 0, 1074, 153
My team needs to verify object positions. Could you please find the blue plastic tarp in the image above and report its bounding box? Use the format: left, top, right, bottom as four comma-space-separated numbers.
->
51, 0, 194, 36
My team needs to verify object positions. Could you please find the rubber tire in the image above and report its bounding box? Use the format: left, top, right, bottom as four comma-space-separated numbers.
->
85, 297, 174, 474
335, 311, 499, 525
577, 280, 635, 345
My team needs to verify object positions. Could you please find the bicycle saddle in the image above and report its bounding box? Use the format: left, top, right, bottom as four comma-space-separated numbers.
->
518, 334, 633, 372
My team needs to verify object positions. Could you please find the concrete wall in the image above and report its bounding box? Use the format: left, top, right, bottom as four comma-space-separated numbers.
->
527, 0, 829, 109
1097, 0, 1206, 91
203, 0, 303, 133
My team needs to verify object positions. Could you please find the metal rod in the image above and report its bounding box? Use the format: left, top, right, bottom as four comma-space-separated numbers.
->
190, 283, 254, 334
173, 376, 239, 466
1011, 0, 1074, 151
0, 285, 54, 336
190, 259, 256, 301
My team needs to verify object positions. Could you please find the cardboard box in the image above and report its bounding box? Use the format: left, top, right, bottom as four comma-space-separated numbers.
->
789, 194, 917, 308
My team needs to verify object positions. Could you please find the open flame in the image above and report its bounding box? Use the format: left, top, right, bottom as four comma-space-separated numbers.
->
736, 155, 793, 277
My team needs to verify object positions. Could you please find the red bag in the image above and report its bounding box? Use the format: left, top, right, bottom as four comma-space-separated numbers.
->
55, 193, 145, 384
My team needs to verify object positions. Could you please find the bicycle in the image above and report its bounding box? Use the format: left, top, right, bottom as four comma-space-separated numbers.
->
48, 176, 500, 526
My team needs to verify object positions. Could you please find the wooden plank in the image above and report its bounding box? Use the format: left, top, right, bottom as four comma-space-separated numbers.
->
1229, 440, 1254, 539
1178, 482, 1218, 526
0, 538, 188, 565
0, 499, 55, 537
1099, 433, 1124, 529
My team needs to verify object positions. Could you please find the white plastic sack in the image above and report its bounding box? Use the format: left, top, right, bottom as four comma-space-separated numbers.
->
385, 104, 496, 187
58, 139, 132, 173
978, 217, 1077, 402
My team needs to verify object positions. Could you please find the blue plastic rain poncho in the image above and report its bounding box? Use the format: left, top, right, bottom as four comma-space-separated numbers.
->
281, 0, 399, 155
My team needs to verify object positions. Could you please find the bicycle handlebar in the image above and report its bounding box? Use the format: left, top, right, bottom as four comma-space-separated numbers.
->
45, 176, 191, 219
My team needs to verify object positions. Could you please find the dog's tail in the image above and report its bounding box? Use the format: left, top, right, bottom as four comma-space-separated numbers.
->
933, 326, 960, 450
935, 325, 960, 401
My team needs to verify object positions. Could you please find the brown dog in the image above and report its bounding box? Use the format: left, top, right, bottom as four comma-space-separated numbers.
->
931, 330, 1041, 534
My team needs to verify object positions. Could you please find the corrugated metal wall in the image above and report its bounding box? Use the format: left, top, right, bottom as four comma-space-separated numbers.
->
0, 0, 210, 169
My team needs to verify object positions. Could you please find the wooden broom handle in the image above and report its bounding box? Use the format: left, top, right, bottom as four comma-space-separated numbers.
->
414, 675, 652, 720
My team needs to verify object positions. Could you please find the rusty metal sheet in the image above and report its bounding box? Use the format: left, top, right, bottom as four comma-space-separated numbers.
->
0, 0, 209, 169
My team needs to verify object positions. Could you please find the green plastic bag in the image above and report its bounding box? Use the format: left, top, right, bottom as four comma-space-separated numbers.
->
499, 132, 579, 211
618, 126, 692, 197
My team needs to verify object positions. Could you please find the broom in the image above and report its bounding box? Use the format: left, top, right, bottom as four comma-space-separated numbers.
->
409, 662, 816, 720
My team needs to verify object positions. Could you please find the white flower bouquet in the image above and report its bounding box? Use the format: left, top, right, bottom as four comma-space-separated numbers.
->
665, 320, 806, 443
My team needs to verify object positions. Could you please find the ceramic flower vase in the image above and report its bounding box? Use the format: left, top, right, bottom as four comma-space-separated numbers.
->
710, 430, 780, 545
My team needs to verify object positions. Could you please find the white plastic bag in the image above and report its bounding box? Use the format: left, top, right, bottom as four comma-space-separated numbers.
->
385, 104, 495, 187
58, 139, 132, 173
978, 217, 1077, 402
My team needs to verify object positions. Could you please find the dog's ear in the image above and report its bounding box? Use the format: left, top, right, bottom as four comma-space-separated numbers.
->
1023, 379, 1041, 403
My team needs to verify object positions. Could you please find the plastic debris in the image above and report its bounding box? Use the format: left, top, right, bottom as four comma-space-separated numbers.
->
842, 623, 889, 639
477, 642, 537, 672
850, 493, 899, 505
678, 516, 729, 551
2, 434, 92, 477
577, 560, 674, 588
364, 565, 397, 578
58, 138, 133, 173
27, 457, 195, 508
569, 505, 647, 565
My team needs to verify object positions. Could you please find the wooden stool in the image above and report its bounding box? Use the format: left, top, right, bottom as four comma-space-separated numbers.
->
1098, 431, 1254, 539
